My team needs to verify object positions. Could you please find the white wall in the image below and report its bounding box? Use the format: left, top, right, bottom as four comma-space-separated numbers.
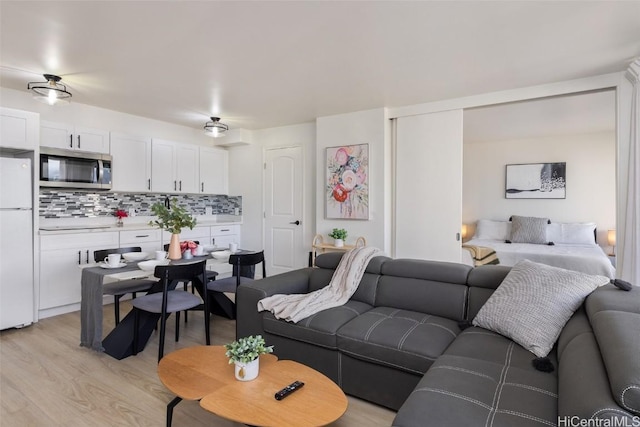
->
316, 108, 391, 252
0, 87, 215, 146
463, 131, 616, 245
228, 123, 316, 265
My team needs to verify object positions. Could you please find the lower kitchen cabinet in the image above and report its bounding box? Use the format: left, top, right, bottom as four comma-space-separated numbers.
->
39, 232, 119, 313
119, 229, 162, 253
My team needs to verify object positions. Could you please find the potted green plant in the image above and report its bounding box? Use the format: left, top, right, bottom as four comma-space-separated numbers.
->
148, 198, 197, 260
328, 228, 348, 247
224, 335, 274, 381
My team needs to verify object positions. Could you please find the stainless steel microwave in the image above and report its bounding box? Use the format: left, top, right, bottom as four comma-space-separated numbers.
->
39, 147, 112, 190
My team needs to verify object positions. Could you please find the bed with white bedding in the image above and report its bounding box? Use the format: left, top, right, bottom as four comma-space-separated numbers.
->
461, 218, 615, 278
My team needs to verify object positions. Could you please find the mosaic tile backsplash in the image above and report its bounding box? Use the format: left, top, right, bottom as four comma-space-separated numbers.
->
39, 190, 242, 219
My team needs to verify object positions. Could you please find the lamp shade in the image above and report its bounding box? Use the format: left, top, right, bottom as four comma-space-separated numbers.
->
204, 117, 228, 138
607, 230, 616, 246
461, 224, 468, 240
27, 74, 72, 106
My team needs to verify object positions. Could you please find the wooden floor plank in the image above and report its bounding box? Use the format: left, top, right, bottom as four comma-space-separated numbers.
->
1, 302, 396, 426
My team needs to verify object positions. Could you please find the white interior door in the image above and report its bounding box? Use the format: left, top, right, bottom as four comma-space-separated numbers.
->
264, 146, 304, 276
395, 110, 463, 262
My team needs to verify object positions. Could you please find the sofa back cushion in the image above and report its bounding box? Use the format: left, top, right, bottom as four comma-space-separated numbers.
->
376, 259, 471, 321
466, 265, 511, 320
310, 253, 389, 306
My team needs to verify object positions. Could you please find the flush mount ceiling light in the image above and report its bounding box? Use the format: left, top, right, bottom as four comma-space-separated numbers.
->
204, 117, 228, 138
27, 74, 72, 106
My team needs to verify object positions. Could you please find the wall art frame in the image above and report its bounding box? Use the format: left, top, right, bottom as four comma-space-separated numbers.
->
326, 143, 369, 219
505, 162, 566, 199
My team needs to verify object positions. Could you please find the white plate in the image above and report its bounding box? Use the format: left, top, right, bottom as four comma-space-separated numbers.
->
122, 252, 150, 262
99, 262, 127, 269
138, 259, 171, 272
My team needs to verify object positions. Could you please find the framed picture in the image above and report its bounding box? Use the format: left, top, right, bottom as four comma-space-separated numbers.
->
505, 162, 566, 199
326, 144, 369, 219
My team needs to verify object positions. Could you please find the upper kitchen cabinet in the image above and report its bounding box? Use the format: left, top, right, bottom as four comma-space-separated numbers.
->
110, 133, 152, 192
151, 139, 199, 193
0, 107, 38, 150
41, 121, 109, 153
199, 146, 228, 194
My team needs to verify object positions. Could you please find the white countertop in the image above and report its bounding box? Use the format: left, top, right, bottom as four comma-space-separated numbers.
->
38, 215, 242, 235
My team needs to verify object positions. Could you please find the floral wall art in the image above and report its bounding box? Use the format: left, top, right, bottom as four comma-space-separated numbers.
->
326, 144, 369, 219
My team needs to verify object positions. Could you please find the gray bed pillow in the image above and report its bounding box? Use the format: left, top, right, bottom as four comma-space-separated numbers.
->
509, 215, 550, 244
472, 259, 609, 357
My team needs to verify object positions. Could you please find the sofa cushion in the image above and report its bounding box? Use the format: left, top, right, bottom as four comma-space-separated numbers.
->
473, 259, 609, 357
337, 307, 460, 375
262, 300, 373, 349
393, 327, 558, 427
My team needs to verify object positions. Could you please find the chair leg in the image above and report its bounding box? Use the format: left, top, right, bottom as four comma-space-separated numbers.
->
175, 311, 180, 342
166, 396, 182, 427
133, 309, 139, 356
114, 295, 121, 325
158, 313, 167, 363
183, 282, 188, 324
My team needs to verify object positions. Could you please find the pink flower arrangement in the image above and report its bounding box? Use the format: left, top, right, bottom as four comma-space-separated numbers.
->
180, 240, 198, 254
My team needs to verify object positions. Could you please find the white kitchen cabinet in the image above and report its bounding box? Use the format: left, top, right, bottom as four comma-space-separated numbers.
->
176, 144, 199, 193
41, 121, 109, 153
39, 231, 118, 311
211, 224, 240, 249
120, 229, 162, 253
199, 147, 228, 194
0, 107, 38, 150
151, 139, 199, 193
110, 133, 152, 192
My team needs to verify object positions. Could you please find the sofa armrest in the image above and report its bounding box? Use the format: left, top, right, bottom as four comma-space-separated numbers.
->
236, 268, 313, 339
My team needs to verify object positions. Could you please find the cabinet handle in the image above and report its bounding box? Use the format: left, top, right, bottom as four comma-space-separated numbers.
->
148, 178, 151, 190
70, 135, 73, 148
174, 180, 177, 191
86, 250, 90, 264
201, 182, 204, 192
220, 229, 230, 232
78, 250, 81, 265
77, 135, 81, 149
135, 235, 149, 238
179, 180, 182, 191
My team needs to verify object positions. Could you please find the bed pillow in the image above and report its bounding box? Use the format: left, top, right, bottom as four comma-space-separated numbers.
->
472, 259, 609, 357
475, 219, 512, 240
547, 222, 597, 245
508, 215, 551, 244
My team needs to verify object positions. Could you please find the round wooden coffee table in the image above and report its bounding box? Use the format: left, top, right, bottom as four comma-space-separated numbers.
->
158, 346, 348, 427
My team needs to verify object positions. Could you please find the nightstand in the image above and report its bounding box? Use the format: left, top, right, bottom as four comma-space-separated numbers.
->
608, 255, 616, 268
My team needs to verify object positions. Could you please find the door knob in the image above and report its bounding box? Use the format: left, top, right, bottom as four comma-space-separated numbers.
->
290, 220, 301, 225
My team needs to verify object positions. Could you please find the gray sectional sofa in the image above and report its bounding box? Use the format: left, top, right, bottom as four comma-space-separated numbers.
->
236, 252, 640, 426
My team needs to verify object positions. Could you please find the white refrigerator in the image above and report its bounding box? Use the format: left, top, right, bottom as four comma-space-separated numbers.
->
0, 157, 34, 329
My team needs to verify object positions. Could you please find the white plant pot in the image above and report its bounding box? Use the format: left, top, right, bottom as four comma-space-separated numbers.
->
334, 239, 344, 248
234, 358, 259, 381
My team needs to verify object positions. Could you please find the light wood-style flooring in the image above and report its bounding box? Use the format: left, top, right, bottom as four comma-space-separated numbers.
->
1, 302, 396, 426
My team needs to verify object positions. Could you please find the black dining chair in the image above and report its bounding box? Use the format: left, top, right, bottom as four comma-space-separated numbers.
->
132, 260, 210, 362
94, 247, 157, 325
206, 251, 266, 320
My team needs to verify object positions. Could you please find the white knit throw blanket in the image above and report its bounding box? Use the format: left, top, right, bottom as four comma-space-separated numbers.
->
257, 246, 382, 323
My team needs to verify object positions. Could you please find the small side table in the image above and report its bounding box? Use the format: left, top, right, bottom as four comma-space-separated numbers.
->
310, 234, 366, 266
608, 255, 616, 268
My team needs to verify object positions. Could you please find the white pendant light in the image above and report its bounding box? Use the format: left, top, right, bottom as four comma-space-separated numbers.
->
204, 117, 229, 137
27, 74, 72, 106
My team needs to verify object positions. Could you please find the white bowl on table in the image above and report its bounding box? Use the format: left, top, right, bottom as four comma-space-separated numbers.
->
211, 250, 231, 261
138, 259, 170, 272
122, 252, 150, 262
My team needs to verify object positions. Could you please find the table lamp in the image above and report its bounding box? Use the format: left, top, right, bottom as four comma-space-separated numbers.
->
607, 229, 616, 256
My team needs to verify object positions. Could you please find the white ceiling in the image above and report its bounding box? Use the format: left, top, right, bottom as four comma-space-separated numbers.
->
1, 1, 639, 132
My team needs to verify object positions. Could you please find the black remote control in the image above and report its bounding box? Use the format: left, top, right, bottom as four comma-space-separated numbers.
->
274, 381, 305, 400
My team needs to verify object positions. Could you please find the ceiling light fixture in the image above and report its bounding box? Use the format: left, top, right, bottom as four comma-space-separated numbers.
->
204, 117, 228, 138
27, 74, 72, 106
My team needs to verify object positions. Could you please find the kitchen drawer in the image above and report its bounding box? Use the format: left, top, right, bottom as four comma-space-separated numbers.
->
41, 231, 119, 251
120, 229, 162, 244
211, 225, 240, 236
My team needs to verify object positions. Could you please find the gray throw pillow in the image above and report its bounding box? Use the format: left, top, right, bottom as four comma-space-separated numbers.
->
472, 259, 609, 357
509, 215, 550, 244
